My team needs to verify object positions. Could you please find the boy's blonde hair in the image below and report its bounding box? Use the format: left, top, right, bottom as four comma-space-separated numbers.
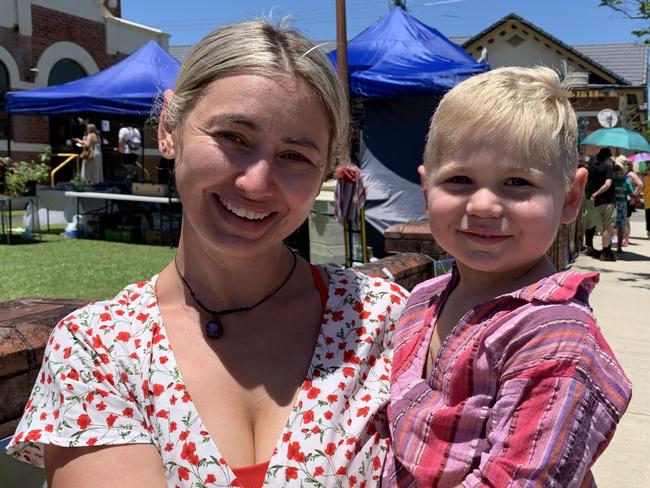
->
423, 66, 578, 190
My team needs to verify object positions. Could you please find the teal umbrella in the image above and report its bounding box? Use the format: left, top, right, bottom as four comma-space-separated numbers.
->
580, 127, 650, 152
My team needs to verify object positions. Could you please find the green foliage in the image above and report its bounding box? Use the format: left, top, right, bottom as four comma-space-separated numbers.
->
600, 0, 650, 42
1, 147, 52, 196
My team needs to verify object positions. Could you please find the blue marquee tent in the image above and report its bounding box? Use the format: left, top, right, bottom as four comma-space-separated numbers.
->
5, 40, 179, 115
328, 7, 488, 99
328, 8, 489, 238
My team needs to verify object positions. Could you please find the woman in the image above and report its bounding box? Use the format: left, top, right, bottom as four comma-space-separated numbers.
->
74, 123, 104, 184
7, 20, 407, 487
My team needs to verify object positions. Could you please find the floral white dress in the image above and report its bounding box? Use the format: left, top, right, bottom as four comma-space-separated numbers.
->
7, 265, 407, 487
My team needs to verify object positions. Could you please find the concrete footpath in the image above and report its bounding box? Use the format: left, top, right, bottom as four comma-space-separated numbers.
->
570, 212, 650, 487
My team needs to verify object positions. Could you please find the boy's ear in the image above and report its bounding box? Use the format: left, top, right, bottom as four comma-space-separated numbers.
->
560, 167, 588, 224
418, 165, 429, 210
158, 90, 176, 159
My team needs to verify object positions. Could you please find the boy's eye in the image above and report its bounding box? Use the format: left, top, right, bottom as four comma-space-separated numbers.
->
447, 175, 472, 184
505, 177, 532, 187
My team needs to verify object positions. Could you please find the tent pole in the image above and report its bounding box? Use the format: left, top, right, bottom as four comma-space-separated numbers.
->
6, 114, 12, 159
141, 121, 146, 182
336, 0, 350, 100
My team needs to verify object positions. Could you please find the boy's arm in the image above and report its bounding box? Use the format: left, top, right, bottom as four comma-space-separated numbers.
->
461, 312, 631, 488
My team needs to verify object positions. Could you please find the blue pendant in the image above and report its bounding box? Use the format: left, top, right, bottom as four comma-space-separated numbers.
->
205, 319, 224, 339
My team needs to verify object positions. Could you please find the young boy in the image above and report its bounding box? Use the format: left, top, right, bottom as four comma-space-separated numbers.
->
384, 67, 632, 487
612, 162, 634, 253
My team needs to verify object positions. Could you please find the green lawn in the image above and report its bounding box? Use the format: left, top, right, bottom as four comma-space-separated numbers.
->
0, 231, 176, 301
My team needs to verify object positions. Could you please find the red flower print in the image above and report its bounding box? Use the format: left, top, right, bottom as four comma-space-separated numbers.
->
285, 467, 298, 480
356, 406, 370, 417
106, 413, 118, 428
122, 407, 134, 418
63, 347, 72, 359
342, 367, 356, 378
368, 355, 377, 366
350, 475, 358, 485
160, 356, 168, 364
152, 383, 165, 396
338, 341, 347, 350
390, 294, 401, 305
165, 443, 173, 452
39, 412, 47, 421
67, 368, 79, 381
303, 410, 314, 424
136, 312, 149, 322
334, 287, 346, 296
99, 313, 111, 322
353, 300, 363, 313
336, 466, 347, 475
179, 430, 190, 441
178, 466, 190, 481
325, 336, 334, 345
314, 466, 325, 476
99, 353, 110, 364
325, 442, 336, 456
169, 421, 177, 432
205, 474, 216, 484
86, 437, 97, 446
355, 326, 367, 337
92, 335, 104, 350
152, 333, 165, 344
307, 387, 321, 399
76, 414, 91, 429
372, 455, 381, 471
332, 310, 344, 322
343, 350, 361, 365
181, 442, 199, 465
377, 314, 386, 322
282, 432, 292, 442
24, 429, 42, 442
287, 441, 306, 463
116, 331, 131, 341
45, 424, 53, 433
311, 425, 320, 434
156, 409, 169, 419
96, 401, 107, 411
361, 394, 371, 402
324, 411, 333, 420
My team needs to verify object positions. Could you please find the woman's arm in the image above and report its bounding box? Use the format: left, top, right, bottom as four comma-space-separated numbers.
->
45, 443, 167, 488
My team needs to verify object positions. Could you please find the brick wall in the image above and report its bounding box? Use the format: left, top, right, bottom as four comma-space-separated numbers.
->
0, 298, 87, 439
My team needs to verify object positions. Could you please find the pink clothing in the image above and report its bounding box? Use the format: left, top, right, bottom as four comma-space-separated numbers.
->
384, 268, 631, 488
8, 266, 408, 487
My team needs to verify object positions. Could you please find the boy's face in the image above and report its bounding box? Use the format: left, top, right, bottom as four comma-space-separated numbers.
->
419, 143, 585, 277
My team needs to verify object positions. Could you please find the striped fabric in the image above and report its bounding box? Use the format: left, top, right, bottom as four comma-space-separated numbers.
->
383, 268, 632, 488
334, 168, 367, 224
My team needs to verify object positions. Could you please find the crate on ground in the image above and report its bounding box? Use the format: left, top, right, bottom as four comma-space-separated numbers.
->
132, 183, 169, 197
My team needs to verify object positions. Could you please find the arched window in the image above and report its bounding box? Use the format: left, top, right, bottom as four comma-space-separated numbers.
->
48, 58, 86, 86
48, 59, 87, 149
0, 61, 9, 112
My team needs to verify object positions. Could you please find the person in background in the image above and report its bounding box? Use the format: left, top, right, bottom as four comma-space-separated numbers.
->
384, 66, 631, 487
118, 123, 142, 181
74, 123, 103, 184
643, 168, 650, 238
6, 19, 408, 488
587, 147, 617, 261
612, 161, 634, 253
614, 156, 643, 246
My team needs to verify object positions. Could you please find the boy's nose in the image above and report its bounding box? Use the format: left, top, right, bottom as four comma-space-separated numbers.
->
466, 188, 503, 218
234, 157, 276, 198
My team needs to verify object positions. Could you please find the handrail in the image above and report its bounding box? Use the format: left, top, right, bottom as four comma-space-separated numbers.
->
135, 160, 150, 180
50, 153, 80, 187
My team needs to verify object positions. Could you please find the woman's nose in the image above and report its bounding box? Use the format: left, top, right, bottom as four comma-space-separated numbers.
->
466, 188, 503, 218
234, 157, 276, 197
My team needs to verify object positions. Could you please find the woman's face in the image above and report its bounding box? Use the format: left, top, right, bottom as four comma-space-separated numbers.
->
162, 73, 331, 258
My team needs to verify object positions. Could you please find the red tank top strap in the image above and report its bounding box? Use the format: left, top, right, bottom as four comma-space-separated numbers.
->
309, 263, 329, 309
231, 460, 269, 488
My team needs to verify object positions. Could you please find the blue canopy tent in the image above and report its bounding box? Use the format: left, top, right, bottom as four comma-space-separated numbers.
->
5, 40, 179, 115
328, 8, 489, 239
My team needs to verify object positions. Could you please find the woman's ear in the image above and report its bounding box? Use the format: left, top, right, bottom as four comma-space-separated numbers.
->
418, 164, 429, 211
561, 166, 588, 224
158, 90, 176, 159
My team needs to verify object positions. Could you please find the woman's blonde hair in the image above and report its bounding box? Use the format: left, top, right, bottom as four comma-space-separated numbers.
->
160, 19, 349, 175
423, 66, 578, 190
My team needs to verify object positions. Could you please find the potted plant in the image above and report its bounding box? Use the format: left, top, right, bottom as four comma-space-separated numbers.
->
0, 147, 51, 197
70, 173, 89, 192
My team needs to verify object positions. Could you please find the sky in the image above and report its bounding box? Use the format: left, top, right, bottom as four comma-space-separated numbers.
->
122, 0, 649, 47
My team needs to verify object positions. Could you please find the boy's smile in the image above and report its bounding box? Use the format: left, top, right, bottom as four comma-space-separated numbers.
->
420, 143, 585, 282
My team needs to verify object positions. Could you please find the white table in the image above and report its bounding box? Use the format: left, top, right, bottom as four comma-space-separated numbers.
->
64, 191, 181, 244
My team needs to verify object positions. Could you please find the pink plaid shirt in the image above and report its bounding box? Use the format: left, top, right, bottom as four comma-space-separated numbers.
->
383, 268, 631, 488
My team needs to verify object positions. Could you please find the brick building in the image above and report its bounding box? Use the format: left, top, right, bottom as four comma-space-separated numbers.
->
0, 0, 168, 167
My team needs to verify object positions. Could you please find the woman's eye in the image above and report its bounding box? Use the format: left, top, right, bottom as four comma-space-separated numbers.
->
505, 177, 531, 187
282, 152, 313, 164
217, 132, 246, 145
